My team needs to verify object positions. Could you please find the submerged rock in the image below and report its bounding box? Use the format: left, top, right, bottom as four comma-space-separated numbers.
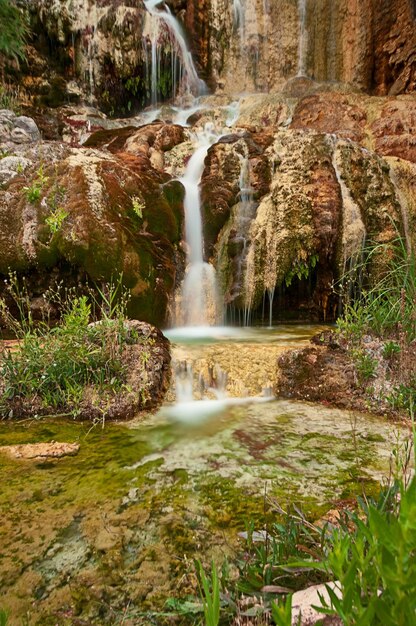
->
1, 442, 80, 460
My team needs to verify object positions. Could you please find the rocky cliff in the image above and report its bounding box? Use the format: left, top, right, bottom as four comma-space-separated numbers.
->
8, 0, 416, 111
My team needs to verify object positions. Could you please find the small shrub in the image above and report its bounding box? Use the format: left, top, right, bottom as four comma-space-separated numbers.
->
352, 348, 378, 383
132, 195, 145, 219
23, 164, 49, 204
383, 341, 401, 360
0, 275, 133, 419
45, 206, 68, 234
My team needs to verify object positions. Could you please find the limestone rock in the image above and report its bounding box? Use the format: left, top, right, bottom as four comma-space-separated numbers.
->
14, 116, 42, 142
210, 124, 400, 321
0, 128, 185, 327
1, 442, 80, 460
0, 156, 31, 185
291, 582, 343, 626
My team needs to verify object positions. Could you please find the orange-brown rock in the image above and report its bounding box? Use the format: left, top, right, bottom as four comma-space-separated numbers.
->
291, 93, 367, 143
371, 99, 416, 163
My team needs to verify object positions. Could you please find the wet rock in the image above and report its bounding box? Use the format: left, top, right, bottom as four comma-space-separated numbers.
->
371, 99, 416, 163
0, 136, 184, 326
276, 343, 360, 409
291, 93, 367, 143
1, 442, 80, 460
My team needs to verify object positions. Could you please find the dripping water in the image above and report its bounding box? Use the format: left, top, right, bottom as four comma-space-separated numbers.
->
297, 0, 308, 77
143, 0, 206, 106
389, 165, 412, 254
331, 138, 366, 305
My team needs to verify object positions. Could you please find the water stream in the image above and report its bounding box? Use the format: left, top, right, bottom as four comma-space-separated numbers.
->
297, 0, 308, 76
0, 327, 410, 622
143, 0, 206, 105
1, 4, 413, 622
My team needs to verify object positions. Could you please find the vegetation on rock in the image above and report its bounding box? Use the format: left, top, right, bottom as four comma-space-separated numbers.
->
0, 0, 28, 65
0, 276, 170, 420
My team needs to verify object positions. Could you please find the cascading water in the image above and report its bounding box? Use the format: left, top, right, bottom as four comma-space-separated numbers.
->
233, 0, 245, 46
297, 0, 308, 77
331, 139, 366, 300
224, 153, 258, 326
143, 0, 206, 106
177, 124, 221, 327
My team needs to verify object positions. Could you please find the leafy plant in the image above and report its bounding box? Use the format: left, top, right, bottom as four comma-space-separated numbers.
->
131, 195, 145, 220
351, 348, 377, 383
382, 341, 401, 359
45, 206, 68, 234
0, 275, 133, 419
271, 595, 294, 626
312, 477, 416, 625
285, 254, 318, 288
195, 560, 221, 626
0, 0, 29, 63
23, 164, 49, 204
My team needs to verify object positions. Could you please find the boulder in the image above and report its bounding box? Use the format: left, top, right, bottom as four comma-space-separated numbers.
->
0, 130, 185, 327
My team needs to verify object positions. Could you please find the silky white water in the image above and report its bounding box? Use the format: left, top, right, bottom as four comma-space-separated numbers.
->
297, 0, 308, 76
143, 0, 206, 105
178, 124, 221, 326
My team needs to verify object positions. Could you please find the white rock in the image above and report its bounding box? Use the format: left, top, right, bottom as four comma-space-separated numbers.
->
291, 581, 342, 625
14, 116, 41, 141
10, 127, 32, 144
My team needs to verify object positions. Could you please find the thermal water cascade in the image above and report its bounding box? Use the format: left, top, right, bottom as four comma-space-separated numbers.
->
297, 0, 308, 76
143, 0, 206, 105
178, 125, 221, 327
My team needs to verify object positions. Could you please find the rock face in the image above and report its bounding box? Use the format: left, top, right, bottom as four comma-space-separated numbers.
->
0, 113, 185, 327
204, 118, 403, 321
6, 0, 415, 112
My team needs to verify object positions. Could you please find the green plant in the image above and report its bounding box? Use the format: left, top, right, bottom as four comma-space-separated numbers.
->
0, 82, 20, 110
382, 341, 401, 359
351, 348, 377, 383
131, 195, 145, 220
23, 164, 49, 204
0, 609, 8, 626
195, 560, 221, 626
339, 236, 416, 343
314, 477, 416, 625
0, 275, 134, 419
0, 0, 29, 63
285, 254, 318, 288
23, 181, 41, 202
271, 595, 295, 626
45, 206, 68, 234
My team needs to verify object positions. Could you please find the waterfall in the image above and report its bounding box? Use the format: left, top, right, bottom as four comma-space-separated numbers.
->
143, 0, 206, 105
233, 0, 245, 46
389, 166, 412, 254
178, 124, 221, 327
297, 0, 308, 77
331, 141, 366, 298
